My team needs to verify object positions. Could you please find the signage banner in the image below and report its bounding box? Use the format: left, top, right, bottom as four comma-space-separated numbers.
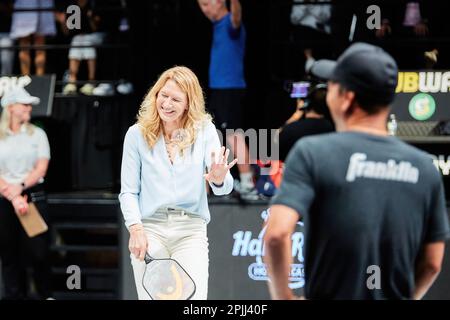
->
393, 71, 450, 121
0, 75, 56, 117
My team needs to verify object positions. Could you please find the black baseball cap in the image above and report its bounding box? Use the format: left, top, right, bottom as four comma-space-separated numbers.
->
311, 42, 398, 105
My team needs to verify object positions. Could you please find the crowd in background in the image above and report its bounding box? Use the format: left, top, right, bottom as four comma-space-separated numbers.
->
286, 0, 449, 80
0, 0, 449, 195
0, 0, 132, 96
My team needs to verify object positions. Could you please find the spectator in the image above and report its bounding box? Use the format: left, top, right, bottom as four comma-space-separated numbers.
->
290, 0, 332, 74
378, 1, 434, 69
10, 0, 56, 75
0, 87, 52, 300
331, 0, 438, 69
197, 0, 259, 201
329, 1, 388, 56
91, 0, 123, 96
56, 0, 100, 95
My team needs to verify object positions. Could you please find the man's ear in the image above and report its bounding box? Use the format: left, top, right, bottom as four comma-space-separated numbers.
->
341, 90, 355, 116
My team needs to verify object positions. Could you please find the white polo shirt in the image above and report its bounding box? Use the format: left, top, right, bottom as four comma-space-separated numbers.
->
0, 124, 51, 185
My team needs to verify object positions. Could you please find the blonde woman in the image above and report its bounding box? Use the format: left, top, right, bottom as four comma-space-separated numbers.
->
0, 87, 52, 299
119, 66, 237, 300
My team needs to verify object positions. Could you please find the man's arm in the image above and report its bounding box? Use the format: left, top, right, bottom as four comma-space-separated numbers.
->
265, 140, 315, 299
413, 241, 445, 300
263, 204, 300, 300
230, 0, 242, 29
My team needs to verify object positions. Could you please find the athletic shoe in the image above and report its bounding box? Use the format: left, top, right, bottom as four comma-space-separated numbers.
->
93, 83, 115, 96
117, 82, 134, 95
62, 83, 77, 95
234, 180, 260, 201
80, 83, 95, 95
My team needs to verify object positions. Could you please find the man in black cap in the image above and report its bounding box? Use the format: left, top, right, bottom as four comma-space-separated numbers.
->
263, 43, 450, 299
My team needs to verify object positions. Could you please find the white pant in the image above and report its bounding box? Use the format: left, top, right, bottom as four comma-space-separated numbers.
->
130, 212, 209, 300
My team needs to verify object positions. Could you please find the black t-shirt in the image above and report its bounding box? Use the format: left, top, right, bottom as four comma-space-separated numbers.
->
271, 131, 450, 299
278, 118, 334, 162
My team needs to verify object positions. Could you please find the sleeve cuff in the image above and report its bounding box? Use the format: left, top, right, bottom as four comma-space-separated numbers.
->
209, 175, 233, 195
270, 196, 304, 220
424, 231, 450, 243
125, 219, 143, 230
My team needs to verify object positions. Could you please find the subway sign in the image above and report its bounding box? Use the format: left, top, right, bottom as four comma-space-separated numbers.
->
392, 71, 450, 121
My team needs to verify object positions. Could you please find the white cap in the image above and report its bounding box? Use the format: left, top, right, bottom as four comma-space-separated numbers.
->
1, 87, 40, 108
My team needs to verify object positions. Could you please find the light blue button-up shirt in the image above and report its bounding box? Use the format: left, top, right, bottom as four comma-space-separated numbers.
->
119, 120, 234, 228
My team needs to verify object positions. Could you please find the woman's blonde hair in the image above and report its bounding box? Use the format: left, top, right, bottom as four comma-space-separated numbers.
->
0, 105, 34, 139
137, 66, 211, 154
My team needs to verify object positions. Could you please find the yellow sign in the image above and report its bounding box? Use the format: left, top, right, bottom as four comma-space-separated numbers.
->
396, 71, 450, 93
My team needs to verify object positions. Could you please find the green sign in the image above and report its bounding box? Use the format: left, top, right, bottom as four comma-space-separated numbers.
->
408, 93, 436, 121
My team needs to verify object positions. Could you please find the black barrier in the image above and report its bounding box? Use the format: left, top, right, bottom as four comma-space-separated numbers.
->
47, 95, 136, 191
119, 200, 450, 300
404, 140, 450, 201
207, 202, 304, 299
1, 197, 448, 300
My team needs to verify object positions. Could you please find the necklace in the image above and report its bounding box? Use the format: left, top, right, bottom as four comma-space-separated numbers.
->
163, 128, 186, 163
164, 135, 177, 163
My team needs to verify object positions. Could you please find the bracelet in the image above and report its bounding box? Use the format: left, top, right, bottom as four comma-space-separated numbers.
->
212, 182, 224, 188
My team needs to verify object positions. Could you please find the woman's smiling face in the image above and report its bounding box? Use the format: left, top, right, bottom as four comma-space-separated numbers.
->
156, 79, 188, 125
